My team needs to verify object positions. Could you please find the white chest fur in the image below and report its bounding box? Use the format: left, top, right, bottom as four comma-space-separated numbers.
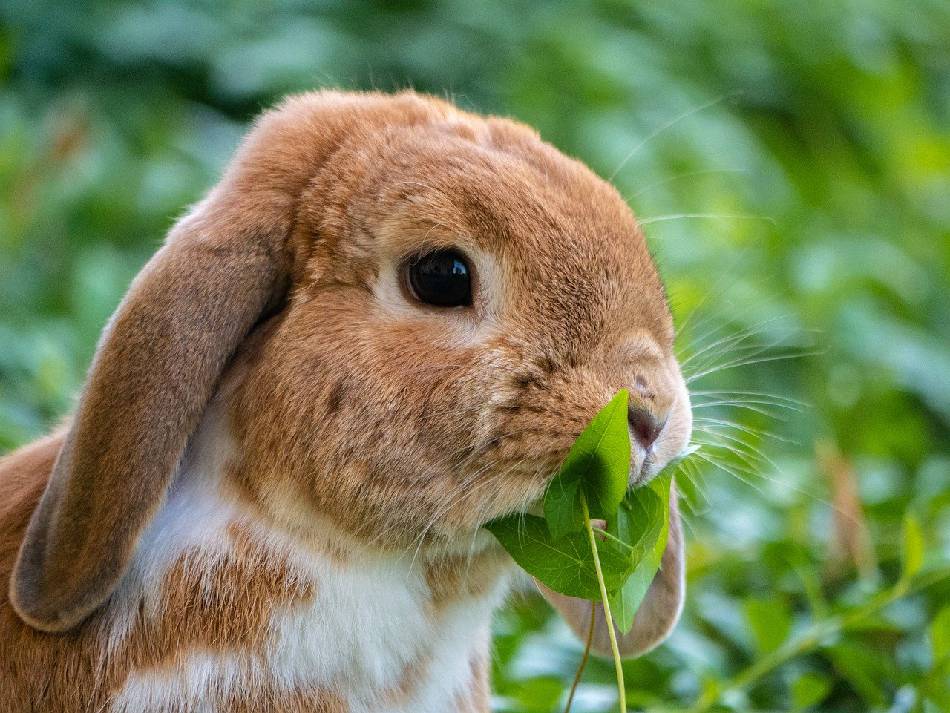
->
104, 406, 511, 713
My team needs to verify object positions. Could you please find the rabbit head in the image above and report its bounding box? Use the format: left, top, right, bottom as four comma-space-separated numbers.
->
10, 90, 692, 635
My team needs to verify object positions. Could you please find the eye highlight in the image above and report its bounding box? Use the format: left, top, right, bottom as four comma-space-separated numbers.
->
405, 249, 473, 307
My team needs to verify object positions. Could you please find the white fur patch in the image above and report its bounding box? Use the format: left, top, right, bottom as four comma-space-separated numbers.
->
107, 401, 510, 712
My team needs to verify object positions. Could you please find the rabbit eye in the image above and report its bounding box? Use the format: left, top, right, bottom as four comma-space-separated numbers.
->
405, 250, 473, 307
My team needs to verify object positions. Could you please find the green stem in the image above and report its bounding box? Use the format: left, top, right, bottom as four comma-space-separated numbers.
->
582, 493, 626, 712
563, 602, 596, 713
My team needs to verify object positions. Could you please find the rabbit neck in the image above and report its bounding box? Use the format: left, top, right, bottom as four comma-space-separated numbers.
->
103, 400, 512, 713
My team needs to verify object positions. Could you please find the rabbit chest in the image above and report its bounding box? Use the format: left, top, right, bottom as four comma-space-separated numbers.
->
100, 409, 513, 713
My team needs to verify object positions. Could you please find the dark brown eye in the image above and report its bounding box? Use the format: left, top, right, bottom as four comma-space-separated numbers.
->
406, 250, 472, 307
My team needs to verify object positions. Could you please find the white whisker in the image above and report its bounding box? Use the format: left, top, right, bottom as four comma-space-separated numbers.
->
608, 92, 738, 181
638, 212, 777, 227
686, 350, 820, 384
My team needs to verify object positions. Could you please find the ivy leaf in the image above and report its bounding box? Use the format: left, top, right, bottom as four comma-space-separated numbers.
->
485, 393, 693, 712
486, 392, 688, 628
544, 389, 630, 539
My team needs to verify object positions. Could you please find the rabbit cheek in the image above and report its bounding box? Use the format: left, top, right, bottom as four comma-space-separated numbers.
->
224, 310, 481, 545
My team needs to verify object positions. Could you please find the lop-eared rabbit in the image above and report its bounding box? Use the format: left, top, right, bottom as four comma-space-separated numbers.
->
0, 91, 691, 713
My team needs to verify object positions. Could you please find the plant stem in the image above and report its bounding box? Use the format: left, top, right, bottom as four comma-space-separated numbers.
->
564, 602, 596, 713
582, 493, 626, 712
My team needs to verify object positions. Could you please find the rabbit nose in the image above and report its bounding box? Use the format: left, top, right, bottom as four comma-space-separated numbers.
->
628, 404, 667, 451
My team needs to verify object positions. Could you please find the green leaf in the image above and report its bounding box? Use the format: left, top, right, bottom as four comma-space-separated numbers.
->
545, 389, 630, 538
485, 514, 631, 599
790, 672, 832, 709
541, 466, 584, 541
609, 473, 673, 633
932, 606, 950, 663
608, 555, 657, 636
826, 641, 892, 707
488, 392, 637, 599
901, 513, 925, 580
744, 596, 791, 654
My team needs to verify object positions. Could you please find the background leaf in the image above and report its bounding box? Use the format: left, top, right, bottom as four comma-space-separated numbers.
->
790, 672, 832, 710
743, 597, 791, 654
931, 606, 950, 664
825, 641, 895, 708
901, 513, 925, 580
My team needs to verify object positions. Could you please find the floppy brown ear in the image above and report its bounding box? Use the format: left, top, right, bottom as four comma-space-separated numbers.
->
538, 482, 686, 658
10, 90, 448, 632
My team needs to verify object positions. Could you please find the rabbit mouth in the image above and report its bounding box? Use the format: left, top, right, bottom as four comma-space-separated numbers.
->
629, 454, 655, 488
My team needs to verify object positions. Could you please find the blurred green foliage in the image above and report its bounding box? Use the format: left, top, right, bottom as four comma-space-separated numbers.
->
1, 1, 948, 711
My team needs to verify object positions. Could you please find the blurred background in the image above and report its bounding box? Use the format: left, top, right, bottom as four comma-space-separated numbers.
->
1, 1, 948, 711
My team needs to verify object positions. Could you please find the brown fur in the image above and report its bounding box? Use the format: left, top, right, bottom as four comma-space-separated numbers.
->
2, 90, 691, 711
0, 435, 331, 712
424, 549, 511, 607
122, 522, 315, 677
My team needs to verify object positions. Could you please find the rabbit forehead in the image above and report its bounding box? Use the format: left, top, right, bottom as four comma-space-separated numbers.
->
351, 120, 646, 259
297, 119, 672, 349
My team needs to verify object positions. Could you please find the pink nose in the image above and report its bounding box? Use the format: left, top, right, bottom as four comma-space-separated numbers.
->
628, 404, 666, 451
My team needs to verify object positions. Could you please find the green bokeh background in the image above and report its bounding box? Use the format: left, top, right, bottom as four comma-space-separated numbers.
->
1, 2, 948, 711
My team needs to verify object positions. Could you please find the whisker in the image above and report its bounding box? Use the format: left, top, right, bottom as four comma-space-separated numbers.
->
693, 430, 777, 474
403, 469, 506, 568
672, 453, 710, 516
693, 417, 796, 445
689, 389, 807, 408
692, 402, 792, 421
693, 451, 770, 496
608, 92, 738, 181
695, 449, 870, 529
692, 399, 800, 412
679, 316, 791, 370
684, 339, 785, 381
686, 349, 821, 384
638, 212, 777, 227
694, 437, 768, 478
671, 260, 761, 344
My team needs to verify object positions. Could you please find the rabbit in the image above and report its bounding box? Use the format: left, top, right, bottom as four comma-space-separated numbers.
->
0, 89, 693, 713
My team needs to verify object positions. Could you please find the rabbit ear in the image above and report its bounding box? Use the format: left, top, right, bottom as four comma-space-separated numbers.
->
9, 91, 443, 632
537, 483, 686, 658
10, 239, 285, 633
